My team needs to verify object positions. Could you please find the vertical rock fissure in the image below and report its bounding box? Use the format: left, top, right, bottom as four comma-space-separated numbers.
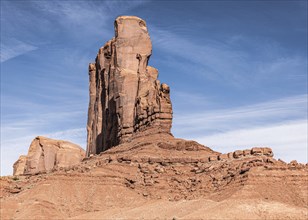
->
38, 140, 46, 172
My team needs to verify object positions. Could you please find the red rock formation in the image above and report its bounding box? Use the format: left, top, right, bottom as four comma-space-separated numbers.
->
13, 136, 85, 175
86, 16, 172, 156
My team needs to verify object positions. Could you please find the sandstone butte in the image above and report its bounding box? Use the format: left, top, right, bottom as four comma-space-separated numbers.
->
1, 16, 307, 220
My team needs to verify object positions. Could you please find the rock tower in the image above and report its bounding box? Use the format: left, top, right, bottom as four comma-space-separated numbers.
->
86, 16, 173, 156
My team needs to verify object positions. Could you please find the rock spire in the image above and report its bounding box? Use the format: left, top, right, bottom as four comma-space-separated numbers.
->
86, 16, 173, 156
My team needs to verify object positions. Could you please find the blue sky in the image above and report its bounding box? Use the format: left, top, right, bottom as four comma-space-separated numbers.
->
1, 0, 307, 176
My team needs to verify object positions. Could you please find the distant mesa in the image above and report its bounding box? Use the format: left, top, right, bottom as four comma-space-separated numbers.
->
13, 136, 85, 175
86, 16, 172, 156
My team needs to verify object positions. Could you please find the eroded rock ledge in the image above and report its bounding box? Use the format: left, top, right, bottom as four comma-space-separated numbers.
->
86, 16, 172, 155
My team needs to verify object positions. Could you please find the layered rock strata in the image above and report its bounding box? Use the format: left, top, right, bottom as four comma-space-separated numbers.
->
13, 136, 85, 175
86, 16, 172, 156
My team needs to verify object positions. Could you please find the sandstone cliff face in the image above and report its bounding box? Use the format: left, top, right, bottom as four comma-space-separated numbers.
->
86, 16, 172, 156
13, 136, 85, 175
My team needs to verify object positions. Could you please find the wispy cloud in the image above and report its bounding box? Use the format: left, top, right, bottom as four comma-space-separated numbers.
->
0, 39, 37, 62
256, 56, 307, 79
46, 128, 86, 146
150, 27, 307, 87
151, 27, 251, 85
1, 0, 148, 63
173, 94, 307, 137
31, 0, 149, 40
195, 120, 307, 163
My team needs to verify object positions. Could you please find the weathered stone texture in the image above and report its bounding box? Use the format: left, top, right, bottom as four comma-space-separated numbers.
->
13, 136, 85, 175
86, 16, 172, 156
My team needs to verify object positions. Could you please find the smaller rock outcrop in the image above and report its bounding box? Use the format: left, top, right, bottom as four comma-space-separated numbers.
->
13, 136, 85, 175
13, 155, 27, 176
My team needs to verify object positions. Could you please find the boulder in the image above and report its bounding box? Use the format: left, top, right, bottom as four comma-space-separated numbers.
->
251, 147, 263, 156
243, 149, 251, 156
233, 150, 243, 158
289, 160, 298, 166
262, 147, 273, 157
209, 156, 218, 161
